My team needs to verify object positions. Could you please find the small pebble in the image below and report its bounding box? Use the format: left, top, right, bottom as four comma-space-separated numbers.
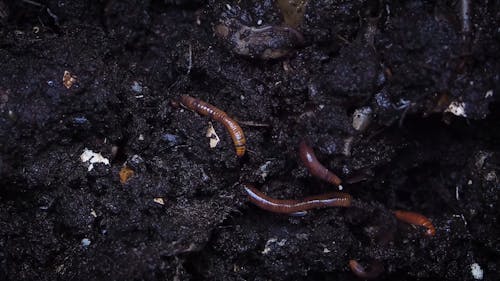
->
81, 238, 91, 248
131, 81, 143, 93
153, 198, 165, 205
162, 133, 180, 146
130, 154, 144, 165
352, 107, 373, 131
485, 90, 493, 98
80, 148, 110, 171
73, 117, 88, 124
445, 101, 467, 117
470, 263, 483, 280
375, 92, 391, 109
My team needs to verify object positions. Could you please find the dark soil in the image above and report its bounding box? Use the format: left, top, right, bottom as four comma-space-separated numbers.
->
0, 0, 499, 280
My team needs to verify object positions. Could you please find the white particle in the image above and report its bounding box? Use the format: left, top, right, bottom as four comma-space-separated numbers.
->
259, 161, 272, 180
352, 107, 373, 131
445, 101, 467, 117
131, 81, 143, 93
485, 90, 493, 98
257, 19, 262, 25
153, 198, 165, 205
261, 238, 286, 255
206, 122, 220, 148
262, 238, 277, 254
81, 238, 91, 248
470, 263, 483, 280
80, 148, 110, 171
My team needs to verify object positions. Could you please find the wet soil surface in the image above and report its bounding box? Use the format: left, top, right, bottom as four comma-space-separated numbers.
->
0, 0, 499, 280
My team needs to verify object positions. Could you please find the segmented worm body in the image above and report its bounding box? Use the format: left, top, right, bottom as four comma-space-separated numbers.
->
393, 210, 436, 236
299, 141, 342, 186
242, 183, 351, 214
215, 18, 304, 59
179, 95, 246, 157
348, 260, 384, 280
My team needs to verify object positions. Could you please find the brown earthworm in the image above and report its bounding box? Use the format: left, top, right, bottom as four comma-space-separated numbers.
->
393, 210, 436, 236
299, 141, 342, 187
179, 95, 246, 157
242, 183, 351, 214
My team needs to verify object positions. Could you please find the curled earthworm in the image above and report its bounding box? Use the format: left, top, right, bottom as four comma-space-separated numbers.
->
214, 18, 304, 59
349, 259, 384, 280
299, 141, 342, 187
242, 183, 351, 215
178, 95, 246, 157
393, 210, 436, 236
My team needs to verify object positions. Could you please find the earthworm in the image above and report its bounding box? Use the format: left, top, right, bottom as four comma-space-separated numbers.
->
179, 95, 246, 157
214, 18, 304, 60
348, 259, 384, 280
242, 183, 351, 214
393, 210, 436, 236
299, 141, 342, 187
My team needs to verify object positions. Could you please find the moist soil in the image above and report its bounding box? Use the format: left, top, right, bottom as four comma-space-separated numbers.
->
0, 1, 499, 280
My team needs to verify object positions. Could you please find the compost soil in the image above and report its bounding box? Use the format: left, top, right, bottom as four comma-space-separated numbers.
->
0, 0, 499, 280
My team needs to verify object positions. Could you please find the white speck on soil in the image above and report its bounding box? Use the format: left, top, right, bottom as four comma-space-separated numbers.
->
485, 90, 493, 98
153, 198, 165, 205
131, 81, 143, 93
470, 263, 483, 280
445, 101, 467, 117
81, 238, 91, 248
259, 161, 272, 180
262, 238, 287, 255
80, 148, 110, 171
206, 122, 220, 148
352, 106, 372, 131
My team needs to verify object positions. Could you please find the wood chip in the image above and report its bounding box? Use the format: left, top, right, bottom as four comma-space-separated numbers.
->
153, 198, 165, 205
206, 122, 220, 148
119, 165, 134, 184
63, 70, 77, 89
